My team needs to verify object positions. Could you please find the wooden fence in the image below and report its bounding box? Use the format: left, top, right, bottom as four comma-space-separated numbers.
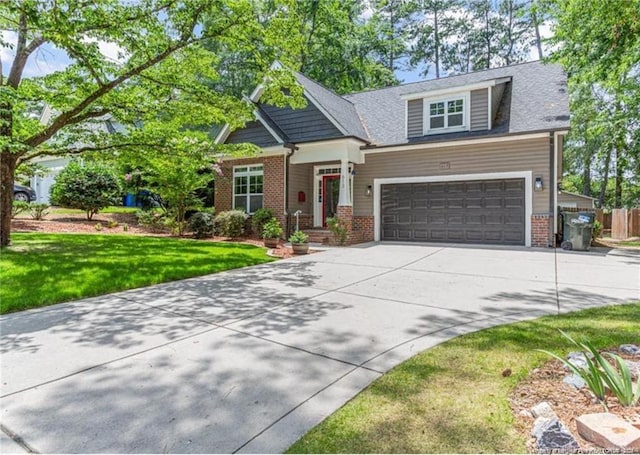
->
611, 208, 640, 239
559, 207, 639, 239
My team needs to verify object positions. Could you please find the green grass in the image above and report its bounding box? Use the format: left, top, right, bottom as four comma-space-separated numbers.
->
48, 206, 140, 215
288, 303, 640, 454
1, 233, 273, 314
618, 240, 640, 247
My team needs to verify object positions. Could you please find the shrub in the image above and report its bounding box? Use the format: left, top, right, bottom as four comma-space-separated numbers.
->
289, 230, 308, 244
214, 210, 248, 238
29, 203, 49, 220
50, 160, 122, 220
122, 223, 129, 232
135, 209, 167, 231
592, 220, 603, 239
11, 201, 29, 218
106, 220, 119, 229
94, 223, 103, 231
188, 211, 216, 239
262, 217, 283, 239
326, 217, 348, 245
251, 208, 275, 237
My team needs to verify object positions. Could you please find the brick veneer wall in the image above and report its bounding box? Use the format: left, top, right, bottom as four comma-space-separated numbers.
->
353, 216, 375, 242
532, 214, 551, 247
216, 155, 286, 227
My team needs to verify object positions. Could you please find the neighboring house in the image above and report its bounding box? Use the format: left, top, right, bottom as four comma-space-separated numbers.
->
558, 191, 597, 209
215, 61, 569, 247
29, 106, 124, 204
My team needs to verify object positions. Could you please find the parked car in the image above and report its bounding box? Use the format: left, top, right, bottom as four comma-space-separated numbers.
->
13, 183, 37, 202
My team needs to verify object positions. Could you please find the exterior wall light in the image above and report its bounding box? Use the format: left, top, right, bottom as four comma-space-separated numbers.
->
365, 185, 372, 196
534, 176, 543, 191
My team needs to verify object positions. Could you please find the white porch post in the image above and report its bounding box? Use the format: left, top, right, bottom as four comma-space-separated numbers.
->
338, 158, 351, 206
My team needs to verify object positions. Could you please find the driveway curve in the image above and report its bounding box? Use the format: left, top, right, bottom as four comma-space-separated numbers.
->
1, 243, 638, 453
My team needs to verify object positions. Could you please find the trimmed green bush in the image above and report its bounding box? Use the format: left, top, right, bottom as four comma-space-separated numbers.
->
215, 210, 248, 238
251, 208, 275, 237
29, 203, 49, 220
11, 201, 29, 218
188, 211, 216, 239
289, 230, 308, 244
50, 160, 122, 220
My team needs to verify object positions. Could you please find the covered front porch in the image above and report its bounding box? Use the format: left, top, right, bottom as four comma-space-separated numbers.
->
286, 138, 367, 244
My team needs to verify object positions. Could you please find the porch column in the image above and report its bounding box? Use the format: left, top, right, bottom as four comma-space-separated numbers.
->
338, 158, 351, 206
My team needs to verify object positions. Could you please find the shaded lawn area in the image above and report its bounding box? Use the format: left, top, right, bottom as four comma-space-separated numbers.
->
288, 303, 640, 454
1, 233, 274, 314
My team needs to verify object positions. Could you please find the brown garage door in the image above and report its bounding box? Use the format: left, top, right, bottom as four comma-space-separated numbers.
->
381, 179, 525, 245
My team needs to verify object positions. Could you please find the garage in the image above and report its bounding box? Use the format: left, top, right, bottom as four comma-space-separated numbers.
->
380, 178, 526, 245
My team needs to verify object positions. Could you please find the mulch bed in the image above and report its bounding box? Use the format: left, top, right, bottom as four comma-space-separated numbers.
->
510, 349, 640, 452
11, 211, 313, 259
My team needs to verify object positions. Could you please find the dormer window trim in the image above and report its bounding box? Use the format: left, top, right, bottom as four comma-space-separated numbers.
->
423, 93, 469, 135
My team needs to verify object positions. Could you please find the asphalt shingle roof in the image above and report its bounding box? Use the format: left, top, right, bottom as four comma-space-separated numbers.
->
343, 61, 569, 146
293, 71, 370, 141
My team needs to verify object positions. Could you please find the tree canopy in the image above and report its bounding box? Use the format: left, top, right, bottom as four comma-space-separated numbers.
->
0, 0, 305, 246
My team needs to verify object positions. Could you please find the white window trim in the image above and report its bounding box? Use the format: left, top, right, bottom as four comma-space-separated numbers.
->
232, 164, 264, 214
373, 171, 533, 247
423, 94, 469, 135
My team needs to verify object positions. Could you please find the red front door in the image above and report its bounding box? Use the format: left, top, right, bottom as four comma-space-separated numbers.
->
322, 175, 340, 227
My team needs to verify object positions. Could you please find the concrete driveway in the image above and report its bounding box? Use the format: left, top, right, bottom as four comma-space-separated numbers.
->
1, 243, 638, 453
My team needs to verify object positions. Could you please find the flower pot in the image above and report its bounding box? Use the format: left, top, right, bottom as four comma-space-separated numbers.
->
291, 242, 309, 255
264, 238, 279, 248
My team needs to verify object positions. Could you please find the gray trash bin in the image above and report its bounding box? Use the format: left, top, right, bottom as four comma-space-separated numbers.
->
561, 212, 595, 251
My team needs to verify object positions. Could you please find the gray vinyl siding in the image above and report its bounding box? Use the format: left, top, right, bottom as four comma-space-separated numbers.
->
470, 88, 489, 131
226, 120, 279, 147
261, 96, 343, 143
491, 83, 506, 126
407, 99, 423, 137
288, 163, 313, 214
353, 137, 551, 216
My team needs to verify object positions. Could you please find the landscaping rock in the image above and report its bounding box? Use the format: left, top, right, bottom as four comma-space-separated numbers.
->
532, 418, 580, 452
625, 360, 640, 380
576, 413, 640, 450
519, 409, 533, 418
563, 374, 586, 389
531, 401, 557, 420
566, 352, 590, 370
619, 344, 640, 356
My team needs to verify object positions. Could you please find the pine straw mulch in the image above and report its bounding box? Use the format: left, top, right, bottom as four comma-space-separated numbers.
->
11, 212, 313, 259
510, 348, 640, 452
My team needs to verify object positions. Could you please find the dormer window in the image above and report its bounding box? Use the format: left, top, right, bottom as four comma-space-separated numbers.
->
426, 96, 467, 133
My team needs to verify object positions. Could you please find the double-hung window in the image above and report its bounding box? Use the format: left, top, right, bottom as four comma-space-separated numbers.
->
426, 96, 466, 133
233, 165, 263, 213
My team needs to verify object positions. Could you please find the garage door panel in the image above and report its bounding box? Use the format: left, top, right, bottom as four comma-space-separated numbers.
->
381, 179, 525, 245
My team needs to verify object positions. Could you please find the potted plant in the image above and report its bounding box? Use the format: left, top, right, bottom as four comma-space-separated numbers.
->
262, 217, 282, 248
289, 230, 309, 255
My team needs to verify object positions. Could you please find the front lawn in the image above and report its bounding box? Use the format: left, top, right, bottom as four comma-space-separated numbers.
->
288, 303, 640, 454
1, 233, 273, 314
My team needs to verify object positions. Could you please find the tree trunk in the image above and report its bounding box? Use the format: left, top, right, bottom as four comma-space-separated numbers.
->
531, 3, 543, 59
598, 146, 612, 208
582, 150, 592, 196
0, 151, 18, 247
434, 9, 440, 78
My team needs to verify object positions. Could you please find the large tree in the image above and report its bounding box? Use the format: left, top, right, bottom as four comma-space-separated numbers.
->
0, 0, 304, 247
548, 0, 640, 208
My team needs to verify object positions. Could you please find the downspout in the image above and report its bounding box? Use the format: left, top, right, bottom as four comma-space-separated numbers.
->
549, 133, 555, 247
284, 143, 297, 238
